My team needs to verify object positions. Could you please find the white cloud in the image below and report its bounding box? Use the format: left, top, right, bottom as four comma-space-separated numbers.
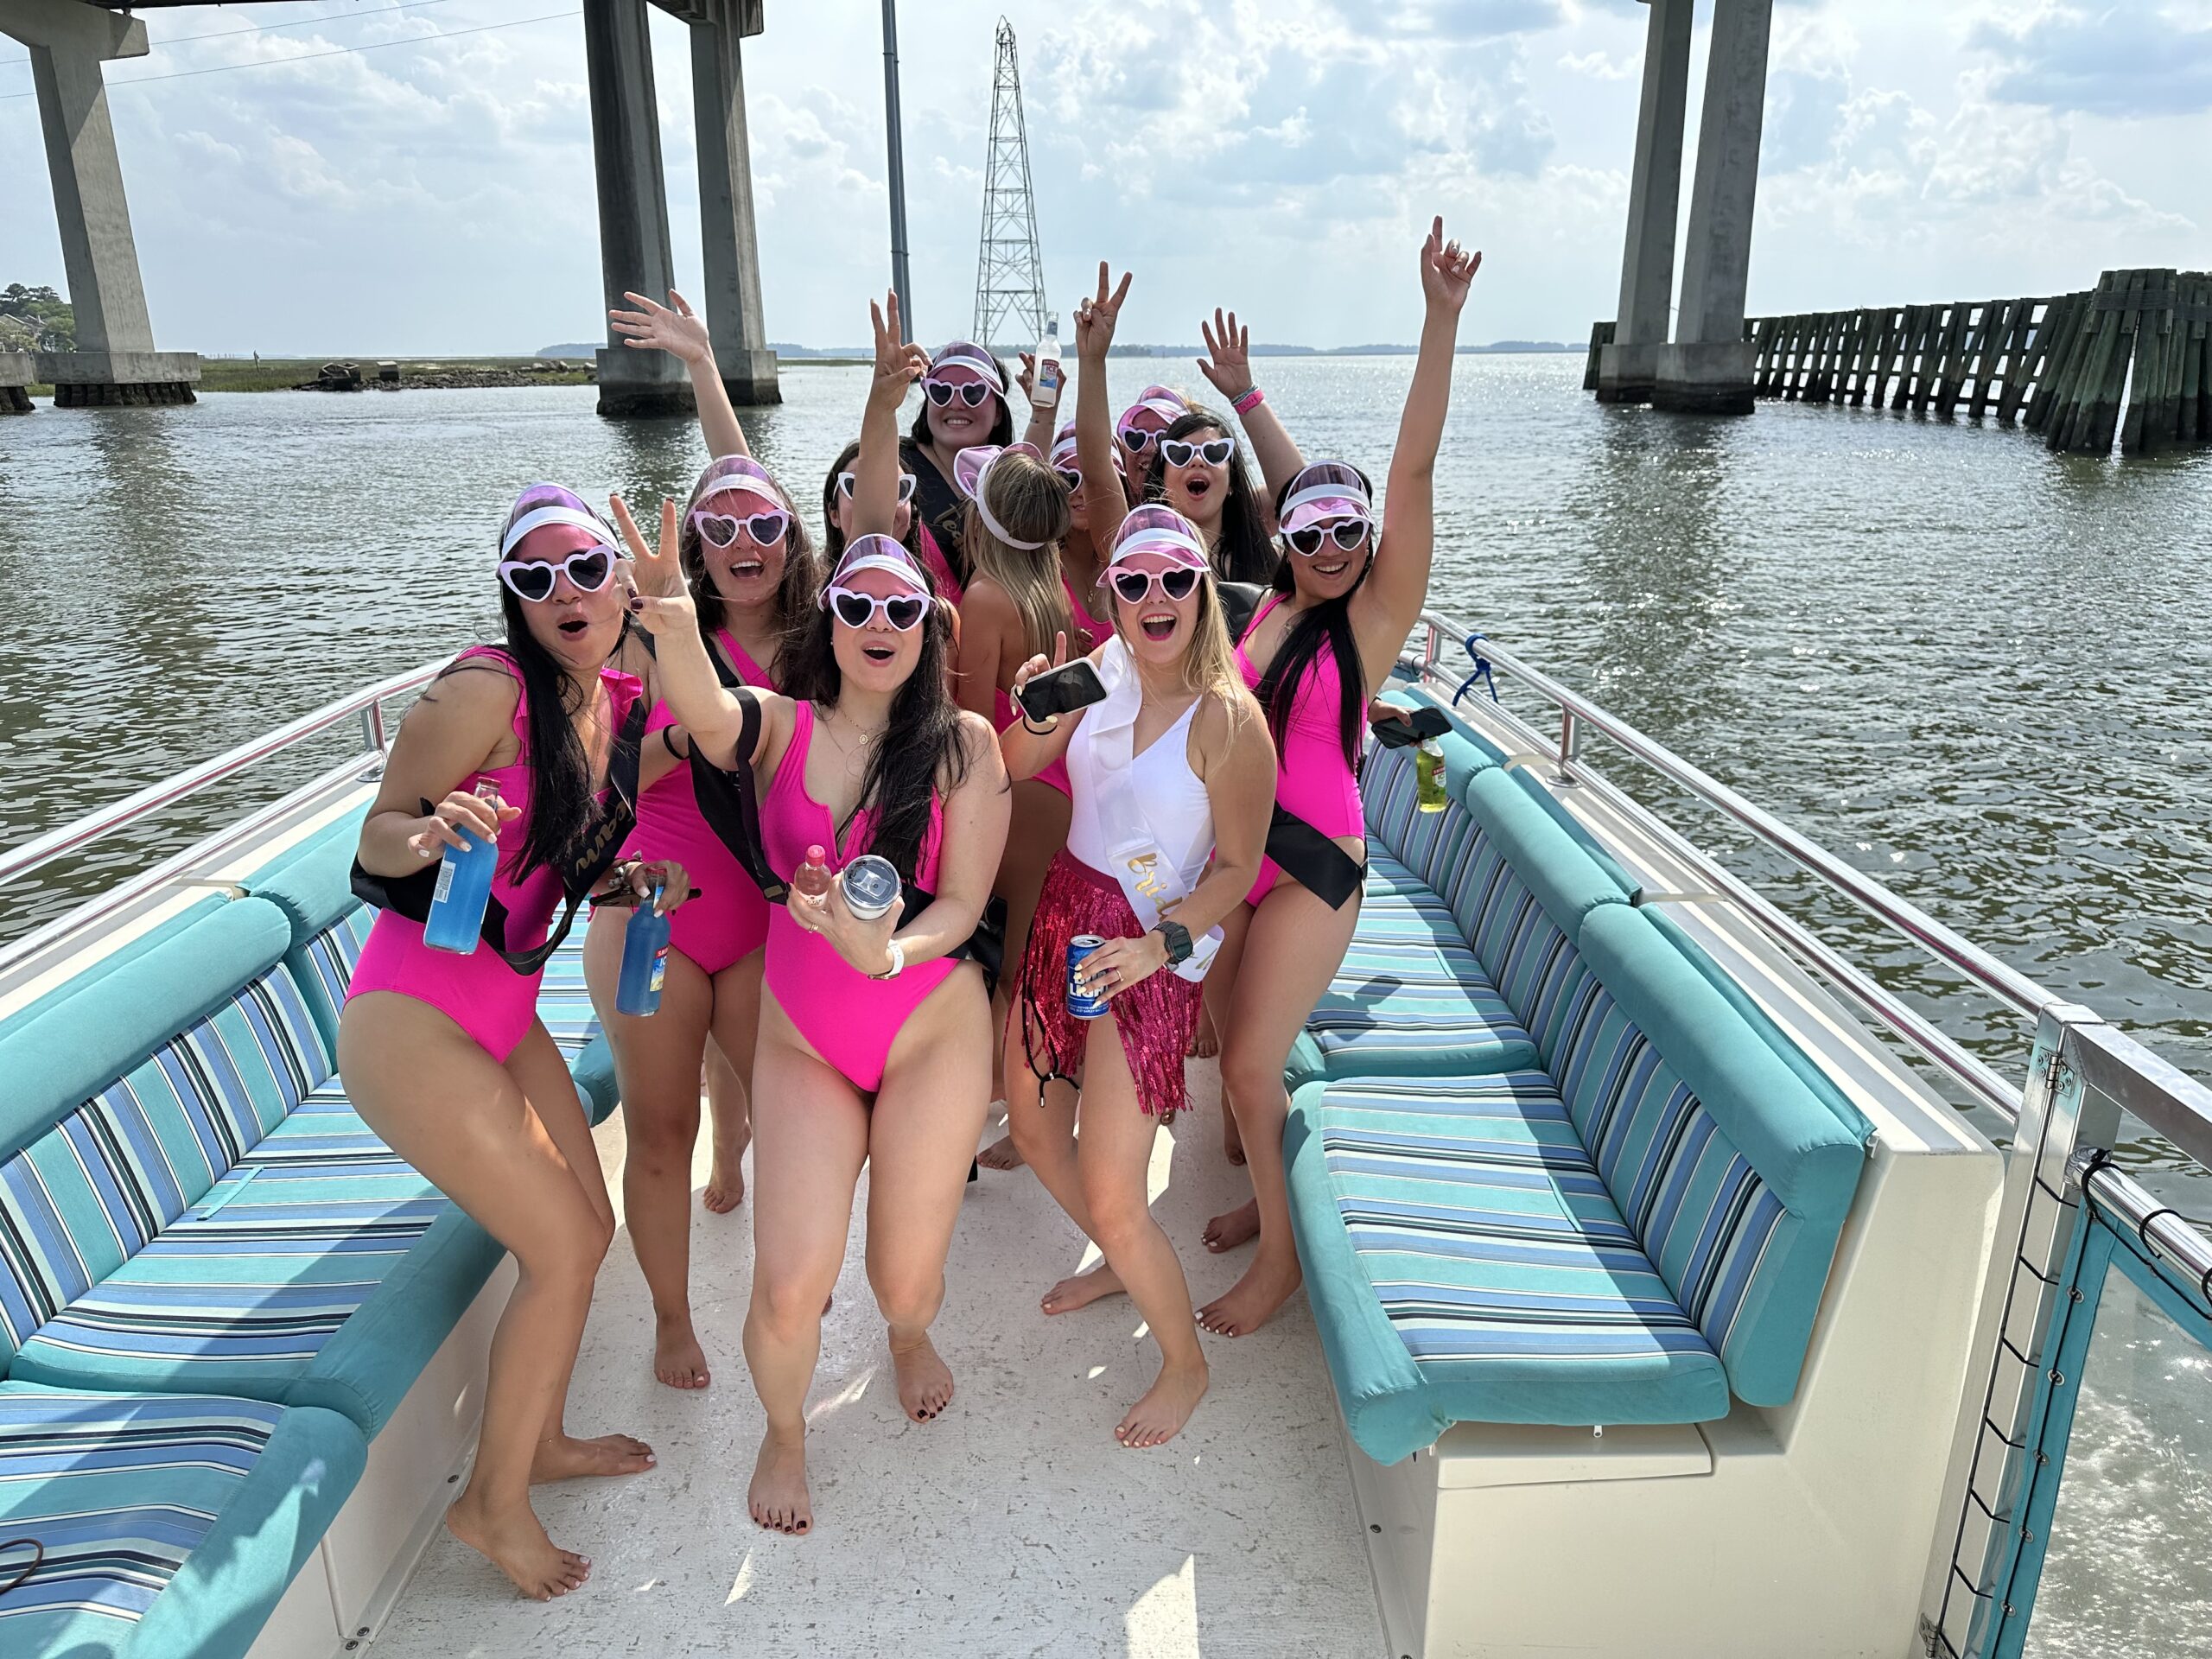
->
0, 0, 2204, 354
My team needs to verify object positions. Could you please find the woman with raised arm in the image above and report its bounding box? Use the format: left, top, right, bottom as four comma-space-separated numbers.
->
339, 486, 686, 1599
900, 339, 1018, 577
999, 266, 1275, 1448
594, 291, 823, 1391
1194, 308, 1309, 519
626, 297, 1011, 1531
1194, 217, 1482, 1338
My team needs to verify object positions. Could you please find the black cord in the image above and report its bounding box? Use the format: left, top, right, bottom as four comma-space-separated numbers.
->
0, 1537, 43, 1598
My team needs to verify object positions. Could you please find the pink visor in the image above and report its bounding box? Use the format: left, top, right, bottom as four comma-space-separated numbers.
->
1116, 387, 1186, 435
1108, 505, 1209, 571
929, 341, 1006, 393
1278, 462, 1373, 533
694, 455, 785, 513
823, 533, 931, 601
1049, 423, 1125, 476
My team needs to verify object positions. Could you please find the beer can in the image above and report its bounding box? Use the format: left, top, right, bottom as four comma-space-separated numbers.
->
1066, 935, 1110, 1020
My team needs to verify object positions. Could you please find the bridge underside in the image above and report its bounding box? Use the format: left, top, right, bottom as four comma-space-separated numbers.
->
1596, 0, 1773, 416
0, 0, 779, 414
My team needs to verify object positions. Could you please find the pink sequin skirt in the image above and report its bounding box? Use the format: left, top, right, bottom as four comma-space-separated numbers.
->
1018, 850, 1199, 1121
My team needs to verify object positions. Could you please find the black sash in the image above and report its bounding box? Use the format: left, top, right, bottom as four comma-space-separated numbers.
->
1217, 580, 1268, 647
351, 693, 648, 975
1263, 804, 1365, 910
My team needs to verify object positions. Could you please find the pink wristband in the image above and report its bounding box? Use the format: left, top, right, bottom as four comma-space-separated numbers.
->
1231, 385, 1265, 416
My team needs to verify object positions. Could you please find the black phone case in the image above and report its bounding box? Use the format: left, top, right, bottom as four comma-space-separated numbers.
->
1015, 662, 1108, 721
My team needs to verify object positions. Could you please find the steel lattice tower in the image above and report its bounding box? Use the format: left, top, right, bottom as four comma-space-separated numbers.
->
970, 17, 1047, 351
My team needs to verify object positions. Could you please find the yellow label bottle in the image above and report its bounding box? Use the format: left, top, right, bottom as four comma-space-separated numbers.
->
1415, 737, 1447, 813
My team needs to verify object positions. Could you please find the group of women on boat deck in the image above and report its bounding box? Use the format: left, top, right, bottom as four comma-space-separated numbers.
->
335, 219, 1482, 1599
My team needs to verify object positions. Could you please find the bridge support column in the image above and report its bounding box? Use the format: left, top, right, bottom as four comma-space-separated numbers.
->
0, 353, 31, 414
2, 0, 197, 407
1598, 0, 1692, 405
691, 0, 779, 405
1654, 0, 1772, 415
585, 0, 691, 418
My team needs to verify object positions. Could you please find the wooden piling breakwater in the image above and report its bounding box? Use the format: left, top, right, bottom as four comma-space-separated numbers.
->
1586, 269, 2212, 455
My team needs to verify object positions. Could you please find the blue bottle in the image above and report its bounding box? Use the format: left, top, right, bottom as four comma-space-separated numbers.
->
616, 880, 671, 1017
423, 785, 501, 955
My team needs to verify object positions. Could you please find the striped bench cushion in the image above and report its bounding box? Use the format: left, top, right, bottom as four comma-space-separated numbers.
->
1308, 858, 1537, 1078
241, 1078, 410, 1171
1290, 1072, 1729, 1457
1453, 838, 1599, 1067
1550, 969, 1822, 1400
537, 931, 601, 1059
0, 969, 330, 1371
0, 1382, 363, 1656
289, 906, 376, 1050
10, 1160, 445, 1392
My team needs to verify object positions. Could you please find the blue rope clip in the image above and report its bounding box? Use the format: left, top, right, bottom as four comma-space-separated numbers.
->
1452, 632, 1499, 707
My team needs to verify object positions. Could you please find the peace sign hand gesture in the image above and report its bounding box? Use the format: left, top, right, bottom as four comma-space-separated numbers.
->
868, 290, 928, 410
1074, 263, 1133, 365
610, 493, 684, 600
1198, 308, 1254, 401
610, 289, 713, 367
1420, 217, 1482, 315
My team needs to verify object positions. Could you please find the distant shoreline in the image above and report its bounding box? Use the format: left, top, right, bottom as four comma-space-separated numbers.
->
20, 344, 1574, 398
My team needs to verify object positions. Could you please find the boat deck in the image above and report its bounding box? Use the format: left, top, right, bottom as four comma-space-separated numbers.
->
370, 1061, 1390, 1658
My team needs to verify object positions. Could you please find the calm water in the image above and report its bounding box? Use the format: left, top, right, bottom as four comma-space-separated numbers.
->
3, 355, 2210, 1636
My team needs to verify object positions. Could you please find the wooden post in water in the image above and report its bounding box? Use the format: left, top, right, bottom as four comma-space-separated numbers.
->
1592, 267, 2212, 454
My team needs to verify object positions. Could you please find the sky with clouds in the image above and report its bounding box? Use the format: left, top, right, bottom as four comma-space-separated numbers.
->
3, 0, 2208, 355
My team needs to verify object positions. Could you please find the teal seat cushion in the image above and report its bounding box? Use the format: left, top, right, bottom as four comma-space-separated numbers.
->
1554, 904, 1867, 1408
242, 811, 367, 944
0, 1382, 362, 1659
0, 899, 297, 1164
1287, 1073, 1729, 1464
285, 906, 375, 1057
1306, 854, 1537, 1080
0, 963, 331, 1372
10, 1082, 502, 1438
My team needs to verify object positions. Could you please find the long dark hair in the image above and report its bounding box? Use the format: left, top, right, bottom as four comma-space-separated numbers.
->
681, 458, 817, 683
474, 486, 631, 880
1143, 406, 1276, 584
779, 565, 969, 887
1254, 465, 1373, 772
822, 437, 933, 573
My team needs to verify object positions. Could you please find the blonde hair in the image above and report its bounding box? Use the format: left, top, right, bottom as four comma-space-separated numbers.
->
963, 450, 1073, 659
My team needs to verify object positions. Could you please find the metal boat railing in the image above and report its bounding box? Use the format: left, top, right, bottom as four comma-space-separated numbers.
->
1406, 611, 2212, 1659
0, 658, 443, 974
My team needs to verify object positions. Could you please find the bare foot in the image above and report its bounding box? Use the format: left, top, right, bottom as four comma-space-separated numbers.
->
1222, 1104, 1245, 1166
976, 1133, 1026, 1171
445, 1491, 591, 1599
702, 1128, 749, 1214
1115, 1357, 1210, 1448
1197, 1248, 1304, 1337
1041, 1262, 1125, 1315
531, 1431, 655, 1483
748, 1428, 812, 1535
1190, 1005, 1221, 1059
890, 1331, 955, 1421
1201, 1198, 1261, 1254
653, 1313, 711, 1390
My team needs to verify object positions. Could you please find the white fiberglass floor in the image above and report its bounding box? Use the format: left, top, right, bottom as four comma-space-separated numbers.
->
369, 1062, 1388, 1659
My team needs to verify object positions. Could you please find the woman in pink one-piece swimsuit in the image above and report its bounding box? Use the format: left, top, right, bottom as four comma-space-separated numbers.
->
340, 484, 688, 1601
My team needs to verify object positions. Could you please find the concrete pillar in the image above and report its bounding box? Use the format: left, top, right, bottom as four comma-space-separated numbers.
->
690, 1, 779, 405
0, 353, 32, 414
1, 0, 197, 406
1654, 0, 1773, 414
584, 0, 691, 418
1597, 0, 1694, 404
